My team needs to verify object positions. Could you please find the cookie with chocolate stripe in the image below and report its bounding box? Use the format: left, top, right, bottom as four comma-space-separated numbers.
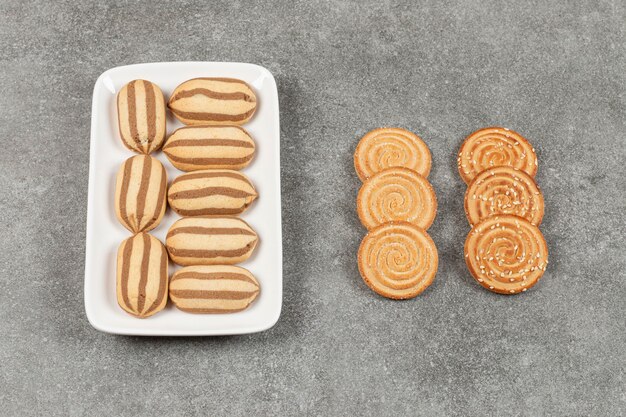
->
117, 79, 166, 154
169, 265, 260, 314
116, 233, 168, 318
115, 155, 167, 234
168, 78, 257, 125
168, 169, 257, 216
166, 216, 258, 266
162, 126, 256, 171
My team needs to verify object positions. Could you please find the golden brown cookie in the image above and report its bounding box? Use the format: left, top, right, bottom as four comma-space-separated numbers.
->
168, 170, 257, 216
169, 265, 260, 313
162, 126, 256, 171
464, 215, 548, 295
168, 78, 257, 125
166, 216, 258, 266
115, 155, 167, 234
357, 167, 437, 230
358, 222, 438, 299
117, 79, 166, 154
354, 127, 432, 181
116, 233, 168, 318
458, 127, 537, 184
465, 166, 544, 226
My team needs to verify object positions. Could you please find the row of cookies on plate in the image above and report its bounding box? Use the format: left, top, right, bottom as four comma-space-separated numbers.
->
458, 127, 549, 294
113, 78, 262, 318
354, 128, 439, 300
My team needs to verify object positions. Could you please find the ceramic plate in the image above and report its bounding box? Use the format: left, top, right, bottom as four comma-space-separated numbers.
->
85, 62, 282, 335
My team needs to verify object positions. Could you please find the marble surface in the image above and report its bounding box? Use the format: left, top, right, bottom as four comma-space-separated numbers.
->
0, 0, 624, 415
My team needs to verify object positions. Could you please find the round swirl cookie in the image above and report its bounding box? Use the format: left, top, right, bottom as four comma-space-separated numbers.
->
358, 222, 438, 299
169, 265, 260, 314
458, 127, 537, 184
115, 155, 167, 234
117, 79, 166, 154
166, 216, 258, 266
163, 126, 256, 171
168, 170, 257, 216
357, 167, 437, 230
465, 166, 544, 226
168, 78, 257, 125
117, 233, 168, 318
464, 215, 548, 295
354, 127, 432, 181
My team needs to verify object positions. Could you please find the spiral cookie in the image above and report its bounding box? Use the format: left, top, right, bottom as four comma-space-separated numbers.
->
458, 127, 537, 184
357, 167, 437, 230
465, 166, 544, 227
358, 222, 438, 299
354, 128, 432, 181
464, 215, 548, 295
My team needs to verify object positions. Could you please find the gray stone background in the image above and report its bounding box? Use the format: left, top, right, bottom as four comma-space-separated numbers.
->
1, 0, 625, 416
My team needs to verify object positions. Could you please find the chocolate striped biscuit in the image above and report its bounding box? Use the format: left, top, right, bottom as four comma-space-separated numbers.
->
166, 217, 259, 266
163, 125, 256, 171
169, 265, 260, 313
117, 79, 166, 154
115, 155, 167, 234
116, 233, 168, 318
168, 170, 258, 216
168, 78, 257, 125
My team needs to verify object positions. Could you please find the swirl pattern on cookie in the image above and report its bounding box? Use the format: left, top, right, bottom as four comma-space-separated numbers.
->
465, 166, 544, 226
357, 167, 437, 230
358, 222, 438, 299
117, 79, 166, 154
464, 215, 548, 294
458, 127, 537, 184
354, 127, 431, 181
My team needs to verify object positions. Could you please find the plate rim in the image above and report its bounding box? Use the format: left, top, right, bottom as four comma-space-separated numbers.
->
84, 61, 282, 336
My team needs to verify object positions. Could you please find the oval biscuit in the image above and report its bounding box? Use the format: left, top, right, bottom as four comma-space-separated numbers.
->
116, 233, 169, 318
167, 78, 257, 125
169, 265, 260, 313
162, 125, 256, 171
117, 79, 166, 154
168, 170, 257, 216
166, 217, 259, 266
115, 155, 167, 234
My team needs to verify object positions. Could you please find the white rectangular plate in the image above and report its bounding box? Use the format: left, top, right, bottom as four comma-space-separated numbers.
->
85, 62, 282, 335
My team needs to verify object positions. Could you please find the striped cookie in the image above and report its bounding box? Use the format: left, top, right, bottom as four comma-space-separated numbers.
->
166, 217, 258, 266
168, 78, 257, 125
168, 170, 258, 216
117, 79, 166, 154
116, 233, 168, 318
162, 126, 255, 171
169, 265, 260, 313
115, 155, 167, 234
